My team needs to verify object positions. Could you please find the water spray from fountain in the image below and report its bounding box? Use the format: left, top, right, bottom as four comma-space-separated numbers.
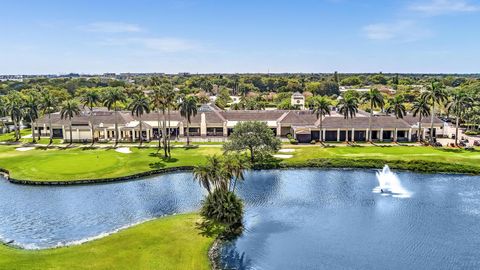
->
373, 165, 411, 198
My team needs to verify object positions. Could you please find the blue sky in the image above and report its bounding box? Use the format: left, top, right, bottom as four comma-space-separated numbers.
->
1, 0, 479, 74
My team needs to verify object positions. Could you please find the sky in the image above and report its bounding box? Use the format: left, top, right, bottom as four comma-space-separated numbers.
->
1, 0, 479, 74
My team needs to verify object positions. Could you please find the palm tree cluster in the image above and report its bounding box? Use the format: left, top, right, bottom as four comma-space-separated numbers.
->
0, 80, 199, 152
331, 80, 478, 146
193, 153, 249, 238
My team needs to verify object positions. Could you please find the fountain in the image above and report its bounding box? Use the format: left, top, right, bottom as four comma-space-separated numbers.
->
373, 165, 411, 198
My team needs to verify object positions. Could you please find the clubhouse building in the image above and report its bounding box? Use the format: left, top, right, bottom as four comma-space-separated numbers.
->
36, 104, 445, 143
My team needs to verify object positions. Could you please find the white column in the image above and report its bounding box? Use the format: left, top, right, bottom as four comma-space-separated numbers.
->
43, 124, 46, 136
422, 128, 426, 140
380, 128, 384, 142
104, 128, 107, 139
200, 113, 207, 137
132, 129, 136, 141
276, 123, 282, 137
351, 128, 355, 142
223, 122, 228, 137
337, 128, 340, 142
408, 128, 412, 141
179, 122, 185, 136
394, 129, 398, 142
147, 129, 150, 140
76, 129, 80, 141
322, 129, 326, 141
366, 128, 370, 141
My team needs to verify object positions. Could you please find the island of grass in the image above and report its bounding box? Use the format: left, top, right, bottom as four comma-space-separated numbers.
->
0, 213, 213, 270
0, 144, 479, 183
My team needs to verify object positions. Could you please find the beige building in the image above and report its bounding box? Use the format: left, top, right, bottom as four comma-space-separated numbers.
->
36, 104, 445, 143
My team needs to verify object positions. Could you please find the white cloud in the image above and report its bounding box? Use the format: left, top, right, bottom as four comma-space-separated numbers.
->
363, 20, 432, 42
81, 22, 143, 33
409, 0, 480, 15
99, 37, 199, 53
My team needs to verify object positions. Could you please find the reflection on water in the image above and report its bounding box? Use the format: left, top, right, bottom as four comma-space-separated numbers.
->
0, 173, 204, 249
222, 169, 480, 270
1, 169, 480, 270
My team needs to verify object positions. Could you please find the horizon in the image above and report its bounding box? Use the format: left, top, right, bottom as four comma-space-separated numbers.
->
2, 0, 480, 74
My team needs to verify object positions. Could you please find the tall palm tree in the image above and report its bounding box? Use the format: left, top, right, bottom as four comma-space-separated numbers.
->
6, 92, 23, 141
163, 83, 176, 157
421, 82, 448, 144
179, 95, 198, 146
23, 94, 40, 143
311, 96, 331, 143
60, 100, 81, 145
193, 165, 212, 194
223, 153, 249, 193
386, 95, 407, 142
0, 96, 7, 133
103, 87, 127, 146
361, 88, 384, 142
411, 98, 430, 142
80, 89, 101, 145
40, 91, 58, 144
337, 96, 358, 142
447, 91, 473, 146
150, 78, 166, 154
128, 93, 151, 146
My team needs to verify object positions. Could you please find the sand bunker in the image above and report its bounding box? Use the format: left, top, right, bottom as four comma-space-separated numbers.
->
273, 154, 293, 159
115, 147, 132, 154
279, 149, 295, 153
15, 147, 35, 152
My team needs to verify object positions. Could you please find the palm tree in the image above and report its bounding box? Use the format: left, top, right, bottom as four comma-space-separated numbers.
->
128, 93, 151, 146
193, 165, 212, 194
337, 96, 358, 142
40, 91, 58, 144
23, 94, 40, 143
6, 92, 23, 141
179, 95, 198, 146
311, 96, 331, 143
162, 83, 176, 157
150, 78, 166, 154
223, 154, 249, 193
361, 89, 384, 142
80, 89, 101, 145
421, 82, 448, 144
60, 100, 81, 145
103, 87, 127, 146
447, 91, 473, 146
411, 98, 430, 142
0, 96, 7, 133
386, 95, 406, 142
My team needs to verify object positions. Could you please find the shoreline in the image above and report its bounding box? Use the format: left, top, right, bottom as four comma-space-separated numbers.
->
2, 157, 479, 186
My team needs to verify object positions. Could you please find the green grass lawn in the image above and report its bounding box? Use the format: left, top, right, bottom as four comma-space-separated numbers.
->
281, 145, 480, 173
0, 213, 213, 270
1, 144, 480, 182
0, 145, 221, 181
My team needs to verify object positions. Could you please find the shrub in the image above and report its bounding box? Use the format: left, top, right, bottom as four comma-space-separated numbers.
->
289, 138, 298, 145
465, 131, 480, 136
200, 189, 244, 238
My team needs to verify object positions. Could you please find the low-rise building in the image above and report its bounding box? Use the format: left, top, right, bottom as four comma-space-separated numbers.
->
35, 104, 445, 143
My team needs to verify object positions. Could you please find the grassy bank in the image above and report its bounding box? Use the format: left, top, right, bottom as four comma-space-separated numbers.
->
0, 144, 479, 183
281, 146, 480, 174
0, 146, 220, 181
0, 213, 213, 270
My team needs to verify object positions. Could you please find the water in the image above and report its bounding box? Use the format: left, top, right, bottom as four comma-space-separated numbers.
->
0, 173, 205, 249
1, 169, 480, 269
221, 169, 480, 270
373, 165, 411, 198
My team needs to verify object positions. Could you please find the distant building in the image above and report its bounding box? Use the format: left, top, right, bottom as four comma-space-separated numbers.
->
291, 92, 305, 110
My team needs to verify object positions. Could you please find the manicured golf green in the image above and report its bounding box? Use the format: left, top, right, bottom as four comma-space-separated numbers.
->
1, 144, 480, 182
287, 145, 480, 167
0, 145, 221, 181
0, 213, 213, 270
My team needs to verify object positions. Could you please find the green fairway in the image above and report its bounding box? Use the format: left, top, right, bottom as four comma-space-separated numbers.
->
281, 145, 480, 173
0, 145, 221, 181
1, 144, 480, 182
0, 213, 213, 270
